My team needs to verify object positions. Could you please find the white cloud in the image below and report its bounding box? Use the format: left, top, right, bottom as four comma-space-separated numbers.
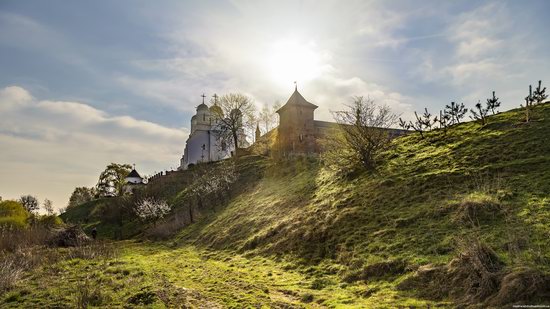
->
116, 0, 411, 121
0, 86, 187, 210
0, 86, 34, 110
444, 2, 539, 85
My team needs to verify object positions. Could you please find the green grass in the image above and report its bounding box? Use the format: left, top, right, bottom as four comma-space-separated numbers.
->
1, 241, 439, 308
10, 102, 550, 307
181, 104, 550, 267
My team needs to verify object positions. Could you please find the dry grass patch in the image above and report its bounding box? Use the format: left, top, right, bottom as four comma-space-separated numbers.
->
450, 193, 504, 227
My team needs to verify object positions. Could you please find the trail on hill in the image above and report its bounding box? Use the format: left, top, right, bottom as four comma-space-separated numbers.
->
1, 241, 440, 308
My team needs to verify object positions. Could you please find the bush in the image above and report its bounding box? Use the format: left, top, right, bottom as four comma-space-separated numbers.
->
48, 225, 90, 247
0, 201, 29, 229
451, 193, 503, 227
0, 225, 51, 252
73, 278, 109, 308
37, 215, 63, 228
144, 217, 185, 240
398, 240, 508, 305
0, 257, 25, 292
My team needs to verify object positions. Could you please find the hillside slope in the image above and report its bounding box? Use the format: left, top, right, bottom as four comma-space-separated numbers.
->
175, 103, 550, 306
62, 103, 550, 307
185, 104, 550, 259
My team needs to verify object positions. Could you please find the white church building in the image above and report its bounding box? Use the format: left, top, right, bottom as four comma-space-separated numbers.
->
178, 95, 249, 170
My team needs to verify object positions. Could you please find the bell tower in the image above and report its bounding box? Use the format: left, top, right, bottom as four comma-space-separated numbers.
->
275, 86, 318, 155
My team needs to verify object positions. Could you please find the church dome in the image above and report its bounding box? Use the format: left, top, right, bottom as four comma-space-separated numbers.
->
197, 103, 209, 111
209, 104, 223, 116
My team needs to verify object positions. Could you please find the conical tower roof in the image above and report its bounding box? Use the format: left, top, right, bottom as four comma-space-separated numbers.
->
276, 88, 318, 114
127, 169, 142, 179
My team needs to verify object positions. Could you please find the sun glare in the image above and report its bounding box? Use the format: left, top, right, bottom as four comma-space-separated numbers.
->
267, 39, 325, 86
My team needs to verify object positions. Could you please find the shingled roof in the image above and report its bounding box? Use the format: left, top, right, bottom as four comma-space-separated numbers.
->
276, 88, 318, 114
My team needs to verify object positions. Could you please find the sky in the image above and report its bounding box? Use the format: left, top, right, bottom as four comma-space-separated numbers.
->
1, 0, 549, 211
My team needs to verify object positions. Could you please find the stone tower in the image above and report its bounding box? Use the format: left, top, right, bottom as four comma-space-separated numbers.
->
275, 87, 318, 155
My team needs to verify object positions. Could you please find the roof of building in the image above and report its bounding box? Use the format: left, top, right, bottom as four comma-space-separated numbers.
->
209, 104, 222, 115
276, 88, 318, 114
127, 169, 142, 179
313, 120, 339, 129
197, 103, 209, 111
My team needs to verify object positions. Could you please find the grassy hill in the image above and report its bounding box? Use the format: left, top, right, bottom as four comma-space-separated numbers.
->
183, 104, 550, 260
49, 103, 550, 307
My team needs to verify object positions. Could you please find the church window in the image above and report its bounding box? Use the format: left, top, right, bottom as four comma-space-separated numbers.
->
299, 134, 304, 142
203, 114, 205, 121
221, 141, 227, 151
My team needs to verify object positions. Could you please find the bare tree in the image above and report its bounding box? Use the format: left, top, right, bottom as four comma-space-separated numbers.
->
43, 199, 54, 215
190, 161, 238, 198
329, 96, 398, 171
186, 161, 238, 222
210, 93, 256, 156
258, 101, 281, 134
19, 195, 39, 213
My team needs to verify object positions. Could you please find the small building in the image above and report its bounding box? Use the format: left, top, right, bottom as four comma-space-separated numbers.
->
122, 167, 145, 195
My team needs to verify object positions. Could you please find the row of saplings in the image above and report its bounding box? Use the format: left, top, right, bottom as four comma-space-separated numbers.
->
322, 80, 547, 176
399, 80, 548, 138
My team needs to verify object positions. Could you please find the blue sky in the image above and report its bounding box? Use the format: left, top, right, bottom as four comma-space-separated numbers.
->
1, 0, 549, 209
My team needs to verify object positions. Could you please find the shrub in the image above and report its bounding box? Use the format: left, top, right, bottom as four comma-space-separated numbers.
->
127, 289, 157, 305
134, 198, 171, 222
37, 215, 63, 228
300, 293, 314, 303
326, 97, 398, 172
0, 201, 29, 229
398, 240, 509, 305
73, 278, 109, 308
144, 216, 186, 240
0, 257, 25, 292
0, 225, 51, 252
451, 193, 503, 227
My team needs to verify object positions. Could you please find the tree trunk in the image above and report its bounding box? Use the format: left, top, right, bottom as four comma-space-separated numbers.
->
232, 130, 239, 157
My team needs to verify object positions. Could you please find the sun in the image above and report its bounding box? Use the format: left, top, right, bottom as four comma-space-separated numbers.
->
267, 39, 325, 86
